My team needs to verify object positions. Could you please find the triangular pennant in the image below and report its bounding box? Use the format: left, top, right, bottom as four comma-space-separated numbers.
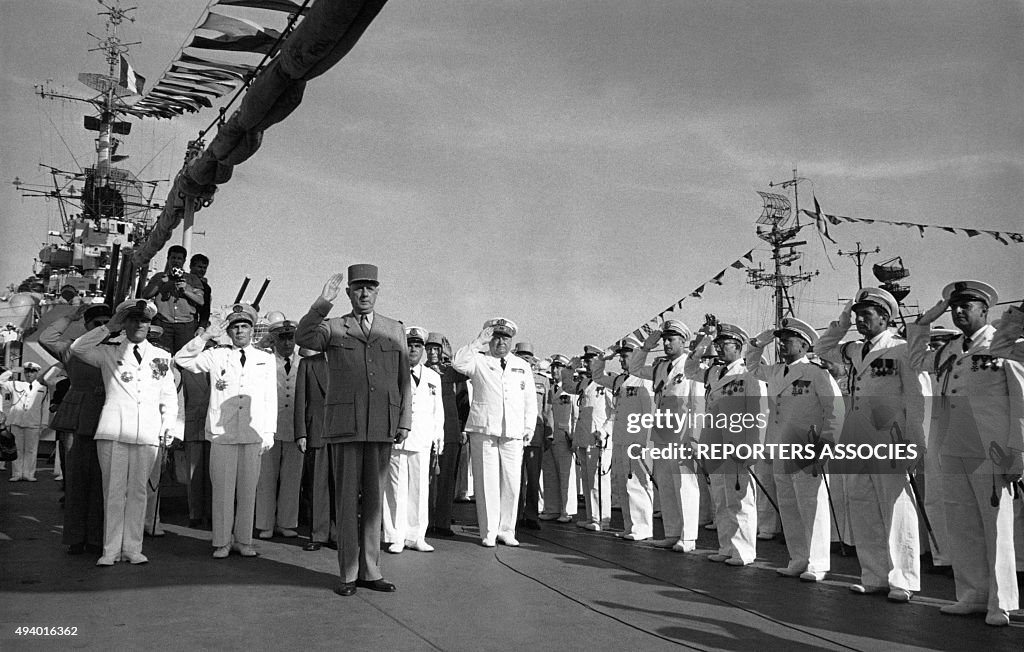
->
216, 0, 310, 13
985, 230, 1009, 245
710, 270, 726, 285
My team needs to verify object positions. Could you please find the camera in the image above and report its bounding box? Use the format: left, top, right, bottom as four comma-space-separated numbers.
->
169, 267, 186, 281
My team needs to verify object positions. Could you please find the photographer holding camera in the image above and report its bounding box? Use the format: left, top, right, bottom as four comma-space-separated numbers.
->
142, 245, 206, 353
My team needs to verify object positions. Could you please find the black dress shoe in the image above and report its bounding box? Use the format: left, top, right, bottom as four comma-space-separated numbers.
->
325, 540, 338, 550
334, 582, 357, 597
303, 541, 322, 551
356, 578, 396, 592
66, 543, 86, 555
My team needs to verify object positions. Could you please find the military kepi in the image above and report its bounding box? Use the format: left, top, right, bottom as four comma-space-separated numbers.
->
942, 280, 997, 307
348, 263, 379, 286
851, 287, 898, 319
774, 317, 818, 346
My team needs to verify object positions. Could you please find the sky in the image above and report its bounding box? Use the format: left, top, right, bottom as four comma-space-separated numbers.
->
1, 0, 1021, 357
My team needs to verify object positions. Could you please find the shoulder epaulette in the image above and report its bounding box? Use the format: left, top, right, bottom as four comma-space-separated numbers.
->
810, 360, 829, 370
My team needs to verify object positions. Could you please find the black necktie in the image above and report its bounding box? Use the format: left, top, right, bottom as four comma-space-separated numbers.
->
500, 358, 506, 370
783, 365, 790, 377
961, 337, 971, 353
861, 340, 872, 360
284, 357, 291, 374
133, 345, 142, 364
412, 370, 420, 386
239, 350, 246, 367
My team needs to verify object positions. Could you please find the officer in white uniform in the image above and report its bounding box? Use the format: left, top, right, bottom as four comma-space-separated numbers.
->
384, 327, 443, 553
255, 318, 303, 539
909, 281, 1022, 627
70, 299, 178, 566
818, 288, 930, 601
628, 319, 701, 552
175, 303, 277, 558
746, 317, 844, 582
453, 318, 537, 547
592, 339, 655, 540
685, 318, 768, 566
540, 354, 578, 523
561, 346, 615, 531
0, 361, 48, 482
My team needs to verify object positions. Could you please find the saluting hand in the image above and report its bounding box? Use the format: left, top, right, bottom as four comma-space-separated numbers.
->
641, 327, 662, 351
752, 328, 775, 348
71, 302, 93, 322
203, 318, 228, 341
917, 299, 949, 325
475, 326, 495, 346
838, 298, 855, 329
320, 272, 345, 303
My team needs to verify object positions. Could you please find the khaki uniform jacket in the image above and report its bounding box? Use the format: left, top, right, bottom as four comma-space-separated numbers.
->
295, 299, 412, 443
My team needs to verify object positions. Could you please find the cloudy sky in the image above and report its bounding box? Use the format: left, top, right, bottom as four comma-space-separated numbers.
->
1, 0, 1021, 355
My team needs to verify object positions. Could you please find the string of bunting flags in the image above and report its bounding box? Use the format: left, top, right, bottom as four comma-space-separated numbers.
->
618, 248, 757, 346
125, 0, 313, 119
804, 196, 1023, 246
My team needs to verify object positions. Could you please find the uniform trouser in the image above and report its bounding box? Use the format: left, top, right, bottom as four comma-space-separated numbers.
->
255, 439, 303, 531
711, 469, 758, 563
519, 445, 543, 521
62, 434, 104, 547
755, 460, 780, 535
96, 440, 158, 558
470, 433, 523, 542
144, 446, 167, 531
698, 471, 714, 524
210, 442, 261, 547
613, 442, 654, 538
774, 468, 831, 574
309, 446, 335, 543
847, 473, 920, 590
541, 435, 576, 517
940, 456, 1019, 614
185, 440, 212, 522
11, 425, 41, 480
828, 473, 855, 545
577, 444, 612, 524
330, 441, 391, 584
383, 449, 429, 544
431, 441, 461, 530
653, 458, 699, 544
923, 447, 952, 566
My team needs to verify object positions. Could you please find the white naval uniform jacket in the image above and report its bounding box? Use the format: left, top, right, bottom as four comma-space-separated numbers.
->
817, 326, 930, 474
628, 350, 698, 446
593, 371, 653, 447
393, 362, 444, 454
907, 323, 1024, 471
275, 351, 299, 442
174, 338, 276, 448
684, 338, 768, 472
0, 374, 49, 428
70, 327, 177, 446
453, 346, 537, 442
560, 370, 615, 447
745, 347, 844, 474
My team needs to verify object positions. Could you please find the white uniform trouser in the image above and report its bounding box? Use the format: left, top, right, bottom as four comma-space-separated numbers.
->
613, 442, 653, 538
711, 470, 758, 563
383, 449, 429, 545
11, 425, 41, 480
653, 458, 699, 544
774, 466, 831, 574
924, 444, 951, 566
940, 456, 1019, 614
541, 434, 577, 517
847, 473, 920, 590
755, 460, 780, 535
97, 440, 158, 558
577, 443, 612, 524
210, 442, 261, 548
470, 433, 523, 542
255, 440, 303, 531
